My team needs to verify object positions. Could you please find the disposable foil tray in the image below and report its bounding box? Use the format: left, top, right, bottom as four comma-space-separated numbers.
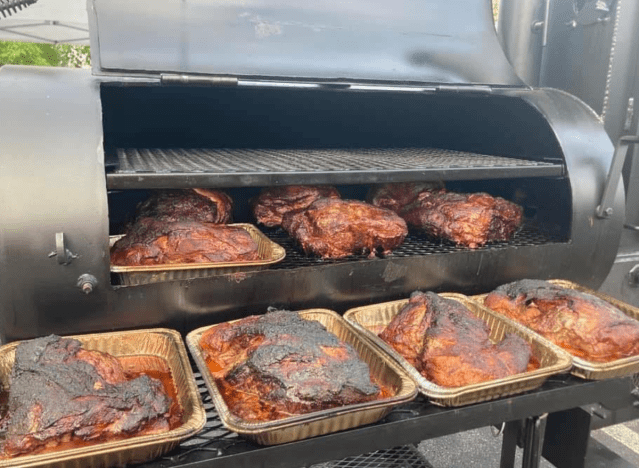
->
343, 293, 572, 407
0, 329, 207, 468
110, 223, 286, 285
186, 309, 418, 445
475, 279, 639, 380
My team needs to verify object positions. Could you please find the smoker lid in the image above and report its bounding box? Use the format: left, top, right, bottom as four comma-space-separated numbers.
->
88, 0, 524, 87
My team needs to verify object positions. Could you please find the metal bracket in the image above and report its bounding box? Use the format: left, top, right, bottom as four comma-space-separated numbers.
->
596, 135, 639, 219
575, 0, 615, 26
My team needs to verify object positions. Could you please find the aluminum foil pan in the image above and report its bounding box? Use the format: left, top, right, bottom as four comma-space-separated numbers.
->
0, 329, 206, 468
343, 293, 572, 407
110, 223, 286, 285
475, 279, 639, 380
186, 309, 418, 445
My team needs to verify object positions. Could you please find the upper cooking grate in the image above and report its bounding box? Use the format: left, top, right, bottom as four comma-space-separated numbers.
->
106, 148, 564, 189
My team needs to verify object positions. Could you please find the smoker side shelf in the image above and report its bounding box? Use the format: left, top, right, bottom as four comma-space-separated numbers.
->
138, 371, 635, 468
105, 148, 564, 190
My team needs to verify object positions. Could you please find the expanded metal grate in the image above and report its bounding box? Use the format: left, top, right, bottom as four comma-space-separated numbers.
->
144, 366, 432, 468
106, 148, 564, 189
264, 223, 567, 270
114, 148, 558, 173
317, 445, 434, 468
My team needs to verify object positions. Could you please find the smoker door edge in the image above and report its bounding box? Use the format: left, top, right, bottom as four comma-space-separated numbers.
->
0, 66, 109, 343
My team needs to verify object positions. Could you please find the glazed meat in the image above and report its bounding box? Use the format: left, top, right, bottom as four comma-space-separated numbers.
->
483, 280, 639, 362
199, 309, 382, 422
379, 292, 533, 387
400, 190, 523, 248
111, 218, 260, 266
281, 198, 408, 259
0, 335, 175, 458
252, 185, 341, 227
136, 189, 233, 224
367, 182, 445, 213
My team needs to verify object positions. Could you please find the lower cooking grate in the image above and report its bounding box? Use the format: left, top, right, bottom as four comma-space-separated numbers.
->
264, 223, 567, 270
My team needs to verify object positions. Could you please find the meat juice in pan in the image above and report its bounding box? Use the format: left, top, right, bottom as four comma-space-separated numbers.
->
199, 309, 393, 422
0, 336, 183, 458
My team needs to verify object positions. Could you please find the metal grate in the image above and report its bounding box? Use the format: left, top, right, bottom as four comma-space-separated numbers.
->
145, 365, 433, 468
106, 148, 564, 189
316, 445, 434, 468
264, 223, 567, 270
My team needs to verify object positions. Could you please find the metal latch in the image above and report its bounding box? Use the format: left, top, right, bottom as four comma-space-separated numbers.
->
160, 74, 238, 87
596, 135, 639, 219
48, 232, 78, 265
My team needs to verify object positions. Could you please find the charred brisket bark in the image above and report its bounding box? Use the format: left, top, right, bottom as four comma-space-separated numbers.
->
199, 309, 381, 422
1, 335, 173, 458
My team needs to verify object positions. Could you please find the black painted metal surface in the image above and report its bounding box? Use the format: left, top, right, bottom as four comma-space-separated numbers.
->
134, 369, 634, 468
88, 0, 523, 87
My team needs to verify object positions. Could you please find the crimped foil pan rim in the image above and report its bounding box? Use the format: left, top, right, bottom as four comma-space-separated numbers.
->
0, 328, 207, 468
344, 294, 572, 404
475, 279, 639, 377
186, 309, 417, 437
110, 223, 286, 273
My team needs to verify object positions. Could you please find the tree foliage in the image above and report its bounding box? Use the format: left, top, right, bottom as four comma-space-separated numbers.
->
0, 41, 90, 68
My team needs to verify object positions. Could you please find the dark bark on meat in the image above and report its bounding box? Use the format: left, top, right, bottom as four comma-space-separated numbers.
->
281, 198, 408, 259
199, 310, 380, 422
367, 182, 444, 213
252, 185, 341, 228
110, 219, 260, 266
1, 335, 173, 458
136, 189, 233, 224
400, 191, 523, 248
379, 292, 533, 387
484, 280, 639, 362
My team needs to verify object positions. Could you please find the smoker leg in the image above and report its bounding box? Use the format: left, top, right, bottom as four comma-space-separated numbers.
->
522, 414, 548, 468
542, 408, 592, 468
500, 421, 521, 468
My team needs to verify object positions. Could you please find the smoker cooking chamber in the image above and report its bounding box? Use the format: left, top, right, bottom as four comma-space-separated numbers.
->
0, 65, 623, 342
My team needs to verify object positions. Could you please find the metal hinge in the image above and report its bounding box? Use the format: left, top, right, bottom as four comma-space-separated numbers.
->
160, 74, 238, 87
435, 84, 493, 93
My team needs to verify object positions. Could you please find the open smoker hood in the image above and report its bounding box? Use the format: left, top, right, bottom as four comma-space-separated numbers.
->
88, 0, 524, 87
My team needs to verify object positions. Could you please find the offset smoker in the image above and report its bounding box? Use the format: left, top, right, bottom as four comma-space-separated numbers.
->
0, 0, 629, 467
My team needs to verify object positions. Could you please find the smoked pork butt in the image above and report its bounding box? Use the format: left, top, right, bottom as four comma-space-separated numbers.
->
281, 198, 408, 259
0, 335, 176, 458
483, 280, 639, 362
110, 218, 260, 266
367, 182, 444, 213
136, 189, 233, 224
400, 191, 523, 248
199, 309, 383, 422
368, 183, 523, 248
252, 185, 341, 228
379, 292, 534, 387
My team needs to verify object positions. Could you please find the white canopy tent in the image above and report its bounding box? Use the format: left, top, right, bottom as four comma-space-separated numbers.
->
0, 0, 89, 44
